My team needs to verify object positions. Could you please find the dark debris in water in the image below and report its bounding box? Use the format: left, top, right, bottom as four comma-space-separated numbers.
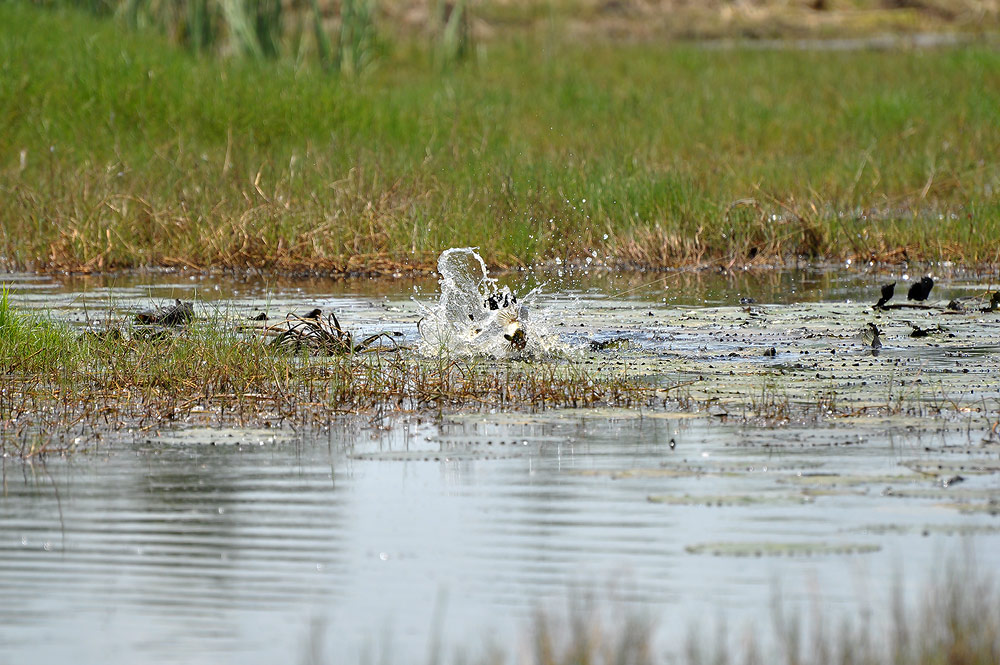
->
260, 309, 405, 356
590, 337, 631, 351
910, 324, 947, 338
82, 299, 196, 343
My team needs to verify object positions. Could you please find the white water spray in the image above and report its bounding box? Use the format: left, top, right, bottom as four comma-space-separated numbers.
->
416, 248, 561, 357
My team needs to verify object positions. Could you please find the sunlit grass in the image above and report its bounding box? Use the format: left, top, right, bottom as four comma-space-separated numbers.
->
2, 5, 999, 274
0, 286, 79, 375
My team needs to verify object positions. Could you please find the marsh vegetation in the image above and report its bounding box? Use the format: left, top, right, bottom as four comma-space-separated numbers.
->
3, 4, 999, 275
0, 288, 652, 457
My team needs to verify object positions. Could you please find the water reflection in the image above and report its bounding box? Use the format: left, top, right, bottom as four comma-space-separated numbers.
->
6, 265, 983, 315
0, 431, 347, 663
2, 413, 998, 663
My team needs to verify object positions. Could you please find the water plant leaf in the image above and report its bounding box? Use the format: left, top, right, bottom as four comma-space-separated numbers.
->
647, 493, 808, 506
685, 541, 881, 557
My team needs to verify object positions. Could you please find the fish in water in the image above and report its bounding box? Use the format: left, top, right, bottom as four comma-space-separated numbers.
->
875, 282, 895, 309
907, 276, 934, 302
499, 308, 527, 351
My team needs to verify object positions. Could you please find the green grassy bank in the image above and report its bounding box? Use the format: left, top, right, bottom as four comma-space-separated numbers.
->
2, 3, 999, 274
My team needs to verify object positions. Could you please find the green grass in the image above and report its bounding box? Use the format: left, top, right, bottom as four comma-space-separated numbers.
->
1, 3, 999, 274
0, 295, 651, 454
0, 286, 79, 374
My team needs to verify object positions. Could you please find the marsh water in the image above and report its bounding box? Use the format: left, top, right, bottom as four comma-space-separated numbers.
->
2, 265, 1000, 664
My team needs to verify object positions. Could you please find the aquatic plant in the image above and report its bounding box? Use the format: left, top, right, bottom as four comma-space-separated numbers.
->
0, 293, 652, 455
0, 286, 78, 375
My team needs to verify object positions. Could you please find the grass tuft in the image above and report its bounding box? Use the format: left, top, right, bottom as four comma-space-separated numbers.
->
0, 286, 79, 375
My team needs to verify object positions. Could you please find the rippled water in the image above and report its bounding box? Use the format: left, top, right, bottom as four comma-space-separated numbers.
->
2, 267, 999, 664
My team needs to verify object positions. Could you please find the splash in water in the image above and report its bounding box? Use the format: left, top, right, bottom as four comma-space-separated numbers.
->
416, 248, 559, 357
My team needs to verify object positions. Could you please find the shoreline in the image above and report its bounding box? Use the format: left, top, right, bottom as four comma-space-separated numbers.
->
3, 254, 998, 281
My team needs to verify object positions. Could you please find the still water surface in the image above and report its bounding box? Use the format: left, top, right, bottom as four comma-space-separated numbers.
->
1, 267, 999, 664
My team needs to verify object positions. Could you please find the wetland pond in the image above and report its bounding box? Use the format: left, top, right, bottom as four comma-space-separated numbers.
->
2, 261, 1000, 664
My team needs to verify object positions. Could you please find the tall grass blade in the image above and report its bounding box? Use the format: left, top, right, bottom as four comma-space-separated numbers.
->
435, 0, 470, 69
336, 0, 376, 76
309, 0, 332, 70
249, 0, 282, 58
220, 0, 264, 58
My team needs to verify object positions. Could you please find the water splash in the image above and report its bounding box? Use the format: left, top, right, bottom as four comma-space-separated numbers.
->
416, 248, 560, 357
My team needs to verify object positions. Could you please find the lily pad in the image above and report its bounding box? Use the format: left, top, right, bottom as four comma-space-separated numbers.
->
882, 488, 1000, 501
852, 524, 1000, 536
350, 449, 524, 462
569, 467, 739, 480
143, 427, 293, 447
648, 493, 807, 507
778, 473, 920, 487
952, 502, 1000, 516
686, 541, 881, 557
902, 460, 1000, 475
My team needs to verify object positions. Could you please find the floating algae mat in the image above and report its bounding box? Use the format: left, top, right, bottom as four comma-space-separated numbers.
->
1, 266, 1000, 664
685, 541, 882, 557
777, 472, 923, 487
647, 493, 810, 506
